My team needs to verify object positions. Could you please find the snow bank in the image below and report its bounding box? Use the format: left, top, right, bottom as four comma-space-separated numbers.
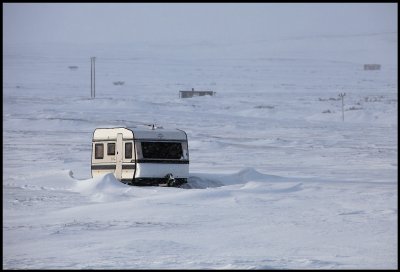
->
187, 167, 289, 189
66, 167, 297, 198
71, 173, 134, 202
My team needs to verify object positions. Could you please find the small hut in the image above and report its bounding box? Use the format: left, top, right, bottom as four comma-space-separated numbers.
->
179, 88, 216, 98
364, 64, 381, 70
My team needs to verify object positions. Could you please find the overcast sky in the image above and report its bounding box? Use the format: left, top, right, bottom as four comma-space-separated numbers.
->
3, 3, 397, 44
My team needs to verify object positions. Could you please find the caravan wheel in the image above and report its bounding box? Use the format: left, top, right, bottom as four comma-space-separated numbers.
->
165, 173, 176, 187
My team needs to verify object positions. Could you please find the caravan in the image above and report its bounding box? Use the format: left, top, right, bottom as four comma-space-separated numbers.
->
91, 126, 189, 187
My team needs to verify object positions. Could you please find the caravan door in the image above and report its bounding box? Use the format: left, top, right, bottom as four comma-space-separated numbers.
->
115, 133, 123, 180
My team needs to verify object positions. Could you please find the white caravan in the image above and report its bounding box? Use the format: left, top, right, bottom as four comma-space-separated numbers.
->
91, 126, 189, 186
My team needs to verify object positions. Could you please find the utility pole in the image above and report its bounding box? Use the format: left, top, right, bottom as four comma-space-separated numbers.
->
90, 57, 96, 99
339, 92, 346, 122
90, 57, 93, 98
93, 57, 96, 98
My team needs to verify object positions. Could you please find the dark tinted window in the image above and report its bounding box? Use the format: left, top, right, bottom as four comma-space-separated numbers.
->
141, 142, 183, 159
107, 143, 115, 155
125, 143, 132, 159
95, 143, 104, 159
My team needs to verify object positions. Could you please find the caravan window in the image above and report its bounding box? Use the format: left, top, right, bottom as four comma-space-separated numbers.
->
107, 143, 115, 155
141, 142, 183, 159
95, 143, 104, 159
125, 143, 132, 159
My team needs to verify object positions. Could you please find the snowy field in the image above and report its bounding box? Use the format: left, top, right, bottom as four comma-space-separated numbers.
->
3, 32, 398, 269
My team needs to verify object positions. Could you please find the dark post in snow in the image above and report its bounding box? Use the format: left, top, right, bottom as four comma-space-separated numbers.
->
339, 92, 346, 122
90, 57, 96, 99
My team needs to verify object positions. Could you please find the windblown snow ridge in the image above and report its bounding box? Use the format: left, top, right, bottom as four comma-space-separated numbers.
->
71, 173, 133, 202
186, 167, 288, 189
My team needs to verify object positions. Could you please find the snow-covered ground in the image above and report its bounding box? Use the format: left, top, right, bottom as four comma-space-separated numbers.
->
3, 32, 398, 269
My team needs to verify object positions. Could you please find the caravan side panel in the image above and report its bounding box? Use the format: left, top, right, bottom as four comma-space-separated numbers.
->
135, 162, 189, 179
91, 140, 117, 178
91, 128, 135, 180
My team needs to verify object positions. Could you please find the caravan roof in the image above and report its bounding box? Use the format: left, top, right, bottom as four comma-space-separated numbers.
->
92, 127, 187, 141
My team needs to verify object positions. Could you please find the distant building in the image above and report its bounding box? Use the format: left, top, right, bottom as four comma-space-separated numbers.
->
179, 88, 216, 98
364, 64, 381, 70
